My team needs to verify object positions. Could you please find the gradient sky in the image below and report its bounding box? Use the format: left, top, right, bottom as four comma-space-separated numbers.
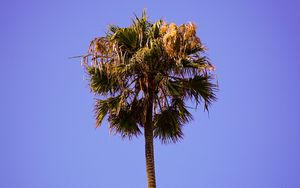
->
1, 0, 300, 187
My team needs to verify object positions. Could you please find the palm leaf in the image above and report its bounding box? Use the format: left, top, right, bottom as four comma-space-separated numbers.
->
153, 99, 192, 143
108, 106, 141, 138
184, 75, 217, 110
153, 107, 183, 144
111, 27, 139, 54
164, 75, 217, 111
94, 96, 122, 127
88, 66, 121, 95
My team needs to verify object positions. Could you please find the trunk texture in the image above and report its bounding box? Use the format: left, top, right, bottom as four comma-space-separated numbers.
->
144, 89, 156, 188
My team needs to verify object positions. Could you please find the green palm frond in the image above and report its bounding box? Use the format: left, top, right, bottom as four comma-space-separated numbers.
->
164, 75, 217, 111
180, 56, 211, 71
111, 27, 139, 54
153, 107, 183, 144
154, 99, 192, 143
165, 79, 184, 97
184, 75, 217, 111
171, 98, 193, 123
94, 92, 146, 136
108, 96, 145, 138
108, 107, 142, 138
88, 66, 121, 95
154, 109, 183, 143
94, 95, 122, 127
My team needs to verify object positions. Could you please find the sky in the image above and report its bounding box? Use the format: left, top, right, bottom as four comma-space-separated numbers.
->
0, 0, 300, 187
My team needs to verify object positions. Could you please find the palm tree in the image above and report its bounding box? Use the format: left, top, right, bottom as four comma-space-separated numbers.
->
82, 11, 217, 188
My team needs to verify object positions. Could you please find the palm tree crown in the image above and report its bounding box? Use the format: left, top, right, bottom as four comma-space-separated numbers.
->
84, 12, 217, 142
82, 11, 217, 188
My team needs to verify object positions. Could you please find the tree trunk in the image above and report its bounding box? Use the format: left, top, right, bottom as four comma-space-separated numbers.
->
144, 89, 156, 188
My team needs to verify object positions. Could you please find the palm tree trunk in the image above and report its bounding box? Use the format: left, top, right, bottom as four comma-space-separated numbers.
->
144, 89, 156, 188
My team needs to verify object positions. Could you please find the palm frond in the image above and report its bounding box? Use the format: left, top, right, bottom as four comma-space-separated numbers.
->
153, 107, 183, 144
163, 75, 217, 111
171, 98, 193, 123
184, 75, 218, 111
108, 106, 142, 138
153, 99, 192, 143
94, 96, 122, 127
88, 66, 121, 95
111, 27, 139, 54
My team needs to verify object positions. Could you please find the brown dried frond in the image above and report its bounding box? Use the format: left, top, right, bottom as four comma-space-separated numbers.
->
162, 22, 180, 58
160, 22, 203, 60
88, 37, 116, 67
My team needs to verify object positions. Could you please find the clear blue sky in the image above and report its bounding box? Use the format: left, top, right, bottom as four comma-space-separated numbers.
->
1, 0, 300, 187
